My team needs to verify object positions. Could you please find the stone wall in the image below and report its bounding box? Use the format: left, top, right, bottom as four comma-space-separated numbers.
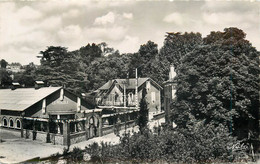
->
1, 118, 136, 146
102, 125, 114, 135
50, 133, 63, 145
23, 129, 63, 145
70, 131, 87, 145
101, 120, 136, 136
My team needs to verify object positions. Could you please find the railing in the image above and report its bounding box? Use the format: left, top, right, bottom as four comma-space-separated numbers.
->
99, 101, 136, 106
100, 101, 124, 106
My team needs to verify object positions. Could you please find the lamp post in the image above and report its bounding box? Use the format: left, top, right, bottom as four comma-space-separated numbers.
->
123, 82, 126, 107
135, 68, 138, 110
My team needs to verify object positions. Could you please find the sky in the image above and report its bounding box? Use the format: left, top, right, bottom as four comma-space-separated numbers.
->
0, 0, 259, 65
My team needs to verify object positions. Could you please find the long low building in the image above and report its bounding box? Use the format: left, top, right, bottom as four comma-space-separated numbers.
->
0, 85, 138, 145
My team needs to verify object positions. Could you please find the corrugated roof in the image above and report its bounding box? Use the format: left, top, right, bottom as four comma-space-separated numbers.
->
0, 87, 61, 111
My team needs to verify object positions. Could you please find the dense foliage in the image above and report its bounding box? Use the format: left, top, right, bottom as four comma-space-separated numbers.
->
171, 28, 259, 144
84, 123, 248, 163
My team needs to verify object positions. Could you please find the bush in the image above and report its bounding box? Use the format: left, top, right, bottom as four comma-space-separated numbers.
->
63, 147, 84, 163
85, 123, 249, 163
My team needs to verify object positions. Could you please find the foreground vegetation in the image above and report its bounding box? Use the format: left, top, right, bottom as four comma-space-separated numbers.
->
47, 124, 251, 163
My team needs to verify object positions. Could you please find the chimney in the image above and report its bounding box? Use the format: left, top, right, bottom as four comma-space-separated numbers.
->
126, 72, 129, 85
11, 82, 20, 90
35, 81, 44, 89
169, 65, 176, 80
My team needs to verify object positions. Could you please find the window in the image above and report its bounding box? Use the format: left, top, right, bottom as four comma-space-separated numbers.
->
128, 93, 132, 101
16, 119, 21, 129
89, 117, 94, 125
151, 92, 156, 103
3, 118, 8, 127
9, 118, 14, 128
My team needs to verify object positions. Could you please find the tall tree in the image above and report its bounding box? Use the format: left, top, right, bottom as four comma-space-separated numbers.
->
137, 88, 149, 133
160, 32, 202, 70
0, 69, 12, 88
0, 59, 8, 68
171, 28, 259, 142
39, 46, 68, 67
13, 63, 36, 87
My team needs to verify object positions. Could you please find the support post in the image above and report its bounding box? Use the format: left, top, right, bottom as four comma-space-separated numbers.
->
124, 113, 127, 132
32, 120, 36, 140
20, 117, 24, 138
85, 119, 89, 139
57, 115, 60, 134
63, 121, 70, 147
98, 116, 102, 137
46, 120, 50, 143
123, 83, 126, 107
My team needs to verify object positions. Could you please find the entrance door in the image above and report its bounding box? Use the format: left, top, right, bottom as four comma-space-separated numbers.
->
89, 125, 94, 138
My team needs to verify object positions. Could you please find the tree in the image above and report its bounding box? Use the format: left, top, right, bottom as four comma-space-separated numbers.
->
39, 46, 68, 67
14, 62, 36, 87
171, 28, 259, 144
160, 32, 202, 70
137, 88, 149, 133
77, 43, 102, 64
127, 41, 159, 78
0, 69, 12, 88
0, 59, 8, 68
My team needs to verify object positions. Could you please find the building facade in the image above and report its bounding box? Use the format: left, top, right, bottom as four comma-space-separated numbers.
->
96, 78, 162, 114
0, 85, 138, 145
163, 65, 177, 126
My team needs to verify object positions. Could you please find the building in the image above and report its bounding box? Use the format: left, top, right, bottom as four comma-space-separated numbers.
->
163, 65, 177, 126
0, 83, 138, 145
6, 63, 24, 73
96, 77, 162, 114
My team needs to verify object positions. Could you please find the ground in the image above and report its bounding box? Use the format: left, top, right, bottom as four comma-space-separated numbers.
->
0, 125, 140, 163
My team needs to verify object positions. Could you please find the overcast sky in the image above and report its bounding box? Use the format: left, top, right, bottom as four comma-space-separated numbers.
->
0, 1, 259, 65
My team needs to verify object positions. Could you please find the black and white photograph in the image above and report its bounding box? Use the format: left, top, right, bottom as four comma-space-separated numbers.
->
0, 0, 259, 163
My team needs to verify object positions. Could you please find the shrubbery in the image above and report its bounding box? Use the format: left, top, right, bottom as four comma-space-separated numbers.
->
84, 122, 249, 163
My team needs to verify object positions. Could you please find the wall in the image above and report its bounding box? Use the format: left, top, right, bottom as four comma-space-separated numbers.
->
1, 127, 64, 145
145, 80, 161, 113
103, 85, 124, 106
101, 120, 136, 136
70, 131, 87, 145
1, 114, 22, 129
23, 129, 64, 145
26, 100, 47, 118
25, 89, 92, 119
46, 90, 90, 114
102, 125, 114, 135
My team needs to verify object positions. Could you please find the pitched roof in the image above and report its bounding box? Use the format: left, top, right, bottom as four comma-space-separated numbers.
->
115, 78, 149, 89
0, 87, 61, 111
98, 78, 162, 91
99, 80, 114, 90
